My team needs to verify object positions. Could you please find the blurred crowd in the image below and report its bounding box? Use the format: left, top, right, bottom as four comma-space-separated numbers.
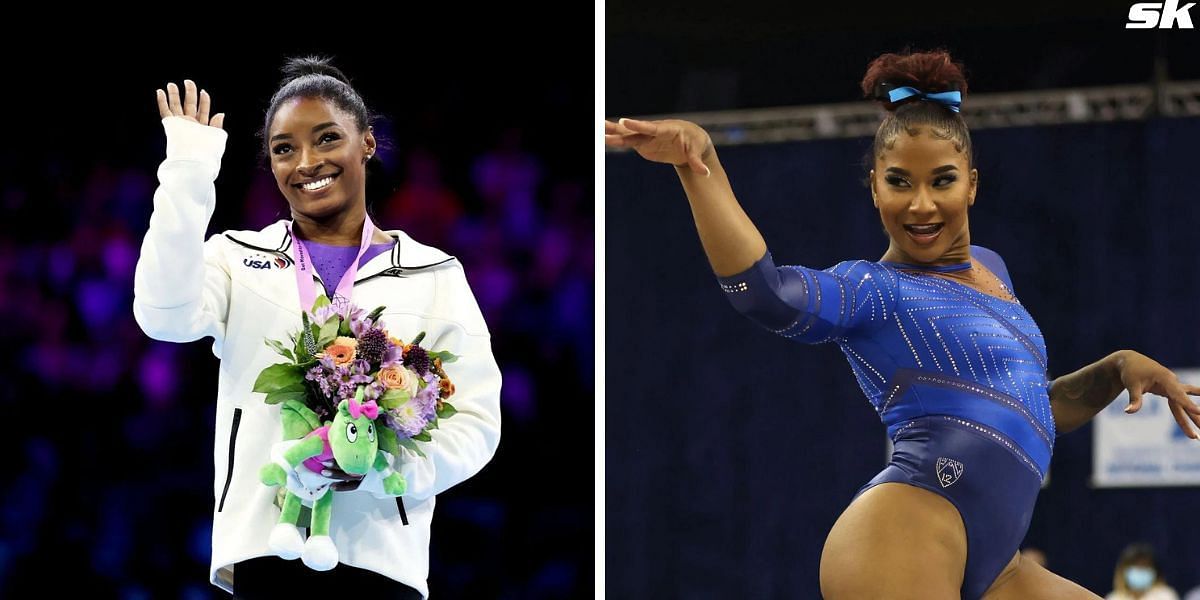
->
0, 122, 593, 597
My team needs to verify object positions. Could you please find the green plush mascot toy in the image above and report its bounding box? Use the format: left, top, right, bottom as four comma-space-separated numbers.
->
259, 386, 407, 571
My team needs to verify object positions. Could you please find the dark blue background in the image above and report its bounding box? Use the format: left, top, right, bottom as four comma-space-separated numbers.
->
605, 117, 1200, 597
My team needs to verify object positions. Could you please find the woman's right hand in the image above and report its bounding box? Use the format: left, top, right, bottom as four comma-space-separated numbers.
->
605, 118, 712, 177
156, 79, 225, 129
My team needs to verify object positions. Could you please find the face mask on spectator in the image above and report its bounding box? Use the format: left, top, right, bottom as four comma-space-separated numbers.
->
1125, 566, 1156, 591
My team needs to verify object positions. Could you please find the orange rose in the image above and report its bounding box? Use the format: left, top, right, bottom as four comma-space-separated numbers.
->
317, 336, 358, 366
438, 377, 455, 399
378, 366, 419, 395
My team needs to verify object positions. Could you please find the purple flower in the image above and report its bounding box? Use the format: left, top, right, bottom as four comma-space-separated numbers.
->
348, 359, 374, 384
380, 342, 404, 369
310, 301, 365, 332
350, 318, 378, 338
305, 364, 333, 397
385, 405, 429, 439
363, 379, 386, 402
311, 304, 340, 326
336, 302, 366, 324
414, 374, 440, 419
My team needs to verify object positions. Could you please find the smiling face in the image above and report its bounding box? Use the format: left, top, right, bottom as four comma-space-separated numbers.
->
267, 96, 376, 222
871, 127, 978, 265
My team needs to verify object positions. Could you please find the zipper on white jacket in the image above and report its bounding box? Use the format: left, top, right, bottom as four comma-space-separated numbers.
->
218, 408, 243, 512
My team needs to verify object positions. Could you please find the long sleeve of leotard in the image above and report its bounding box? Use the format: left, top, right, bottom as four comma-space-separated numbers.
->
716, 251, 898, 343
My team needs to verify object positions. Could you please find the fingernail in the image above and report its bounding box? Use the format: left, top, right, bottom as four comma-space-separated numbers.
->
704, 165, 712, 178
618, 118, 628, 127
1124, 405, 1133, 413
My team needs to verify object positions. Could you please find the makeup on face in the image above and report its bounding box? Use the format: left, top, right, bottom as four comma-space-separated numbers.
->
873, 130, 975, 264
268, 97, 373, 218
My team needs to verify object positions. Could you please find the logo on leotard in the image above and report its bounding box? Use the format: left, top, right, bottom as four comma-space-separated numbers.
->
936, 457, 964, 488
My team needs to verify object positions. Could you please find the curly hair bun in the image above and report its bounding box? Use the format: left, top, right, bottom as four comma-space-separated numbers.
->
860, 48, 969, 112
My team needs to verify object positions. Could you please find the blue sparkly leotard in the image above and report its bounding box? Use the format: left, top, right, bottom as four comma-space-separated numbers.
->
718, 245, 1051, 600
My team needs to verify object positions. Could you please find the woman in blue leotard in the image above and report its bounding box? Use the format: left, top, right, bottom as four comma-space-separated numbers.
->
605, 49, 1200, 599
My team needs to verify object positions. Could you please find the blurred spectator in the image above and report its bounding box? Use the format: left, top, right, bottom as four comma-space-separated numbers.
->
380, 148, 464, 249
1107, 543, 1179, 600
0, 117, 591, 596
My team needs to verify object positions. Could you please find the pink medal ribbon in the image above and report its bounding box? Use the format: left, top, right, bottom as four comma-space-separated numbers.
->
286, 217, 376, 313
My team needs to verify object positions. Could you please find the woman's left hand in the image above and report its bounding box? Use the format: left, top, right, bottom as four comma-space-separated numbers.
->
1119, 350, 1200, 439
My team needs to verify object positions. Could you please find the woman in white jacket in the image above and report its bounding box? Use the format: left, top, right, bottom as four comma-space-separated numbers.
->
134, 57, 502, 599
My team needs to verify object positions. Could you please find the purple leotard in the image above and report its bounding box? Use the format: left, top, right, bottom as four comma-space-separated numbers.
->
306, 238, 396, 298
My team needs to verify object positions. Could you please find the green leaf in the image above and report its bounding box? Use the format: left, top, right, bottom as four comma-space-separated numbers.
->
287, 332, 307, 362
411, 331, 427, 346
264, 389, 309, 405
426, 417, 439, 430
318, 317, 340, 347
397, 438, 427, 458
436, 402, 458, 419
280, 400, 321, 437
366, 305, 386, 324
338, 317, 353, 337
412, 430, 432, 442
265, 339, 295, 362
378, 425, 399, 456
379, 389, 410, 410
429, 350, 459, 363
311, 294, 332, 312
253, 363, 305, 393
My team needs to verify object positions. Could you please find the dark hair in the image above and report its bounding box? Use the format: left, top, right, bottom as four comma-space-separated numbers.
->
1116, 543, 1161, 570
1112, 543, 1164, 592
258, 55, 378, 162
859, 48, 974, 187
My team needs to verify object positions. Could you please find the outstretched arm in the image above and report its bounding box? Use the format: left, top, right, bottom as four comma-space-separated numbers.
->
607, 118, 896, 343
1050, 350, 1200, 437
606, 118, 766, 276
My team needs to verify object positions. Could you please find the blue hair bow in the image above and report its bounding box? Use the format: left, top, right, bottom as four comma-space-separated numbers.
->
887, 87, 962, 113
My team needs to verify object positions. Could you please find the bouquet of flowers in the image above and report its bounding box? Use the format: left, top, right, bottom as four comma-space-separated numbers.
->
251, 295, 459, 570
253, 295, 458, 458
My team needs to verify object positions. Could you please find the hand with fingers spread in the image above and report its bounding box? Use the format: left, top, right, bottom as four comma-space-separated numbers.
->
605, 118, 713, 177
1118, 350, 1200, 439
156, 79, 225, 129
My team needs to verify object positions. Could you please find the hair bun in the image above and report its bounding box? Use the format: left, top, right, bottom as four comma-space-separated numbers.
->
860, 48, 969, 112
281, 55, 352, 87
